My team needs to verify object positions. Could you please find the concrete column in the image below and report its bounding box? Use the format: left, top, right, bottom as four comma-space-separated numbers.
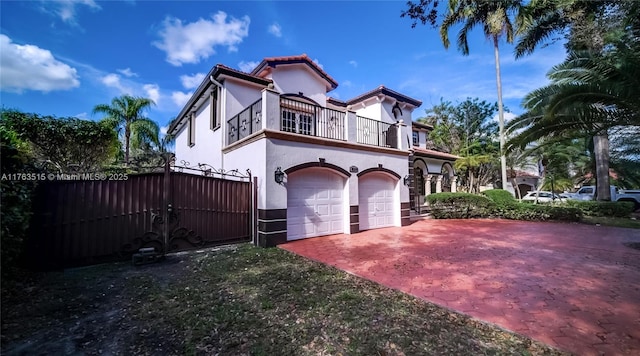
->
262, 87, 281, 130
397, 120, 407, 150
436, 175, 443, 193
346, 110, 357, 143
451, 176, 458, 193
425, 174, 432, 195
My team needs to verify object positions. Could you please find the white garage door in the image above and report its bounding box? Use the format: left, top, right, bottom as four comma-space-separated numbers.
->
287, 169, 344, 240
359, 174, 396, 230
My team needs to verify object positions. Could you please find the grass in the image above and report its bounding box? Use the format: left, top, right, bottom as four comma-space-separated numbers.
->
1, 244, 566, 355
580, 215, 640, 229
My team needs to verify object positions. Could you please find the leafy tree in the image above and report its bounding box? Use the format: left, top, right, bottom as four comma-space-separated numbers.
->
419, 98, 501, 192
515, 0, 622, 58
0, 109, 119, 172
403, 0, 522, 191
93, 95, 156, 165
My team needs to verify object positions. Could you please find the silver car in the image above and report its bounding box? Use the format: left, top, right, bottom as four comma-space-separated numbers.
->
521, 191, 566, 203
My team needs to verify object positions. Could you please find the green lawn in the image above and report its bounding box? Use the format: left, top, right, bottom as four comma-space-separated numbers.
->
2, 244, 566, 355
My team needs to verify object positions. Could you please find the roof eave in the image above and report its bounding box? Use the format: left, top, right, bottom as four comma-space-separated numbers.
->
168, 66, 271, 136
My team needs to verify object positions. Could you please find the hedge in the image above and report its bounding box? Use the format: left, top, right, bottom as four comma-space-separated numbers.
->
427, 192, 496, 219
481, 189, 517, 206
565, 200, 634, 217
427, 192, 582, 222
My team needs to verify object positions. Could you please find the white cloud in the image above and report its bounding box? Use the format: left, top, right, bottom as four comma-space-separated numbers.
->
171, 91, 192, 107
342, 80, 353, 87
41, 0, 101, 26
268, 23, 282, 37
143, 84, 160, 104
100, 73, 133, 94
493, 111, 518, 124
238, 60, 259, 72
74, 112, 88, 120
100, 72, 162, 105
0, 34, 80, 93
312, 58, 324, 69
154, 11, 250, 66
160, 125, 169, 136
117, 67, 138, 77
180, 73, 205, 89
348, 60, 358, 68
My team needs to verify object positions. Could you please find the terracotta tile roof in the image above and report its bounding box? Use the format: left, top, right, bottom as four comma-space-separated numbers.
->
327, 97, 347, 107
347, 85, 422, 107
250, 54, 338, 91
412, 120, 433, 131
215, 64, 273, 85
412, 147, 459, 160
507, 169, 540, 179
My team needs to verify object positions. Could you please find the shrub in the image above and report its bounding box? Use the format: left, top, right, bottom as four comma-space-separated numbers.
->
426, 191, 582, 222
427, 192, 496, 219
481, 189, 516, 206
498, 204, 582, 222
565, 200, 634, 217
0, 126, 37, 270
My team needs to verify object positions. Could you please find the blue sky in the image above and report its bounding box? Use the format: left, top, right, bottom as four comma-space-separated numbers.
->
0, 1, 567, 133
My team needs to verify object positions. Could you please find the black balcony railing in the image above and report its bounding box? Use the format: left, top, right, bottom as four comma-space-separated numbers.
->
356, 116, 397, 148
280, 97, 345, 141
227, 99, 262, 145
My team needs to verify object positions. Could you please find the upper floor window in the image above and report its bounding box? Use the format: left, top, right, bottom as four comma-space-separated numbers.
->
188, 112, 196, 147
210, 90, 219, 131
412, 131, 419, 146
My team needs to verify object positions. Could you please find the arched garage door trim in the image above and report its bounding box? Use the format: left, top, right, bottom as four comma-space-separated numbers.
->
285, 162, 351, 178
357, 166, 401, 179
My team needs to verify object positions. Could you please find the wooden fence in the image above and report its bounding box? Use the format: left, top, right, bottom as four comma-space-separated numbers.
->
27, 167, 253, 269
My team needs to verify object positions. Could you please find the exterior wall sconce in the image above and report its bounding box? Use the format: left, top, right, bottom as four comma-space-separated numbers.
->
403, 175, 410, 186
274, 167, 285, 184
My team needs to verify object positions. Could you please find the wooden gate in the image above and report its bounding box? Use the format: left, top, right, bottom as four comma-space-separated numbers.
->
28, 162, 254, 268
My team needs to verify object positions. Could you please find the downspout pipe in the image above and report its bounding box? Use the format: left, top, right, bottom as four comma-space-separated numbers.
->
210, 75, 225, 170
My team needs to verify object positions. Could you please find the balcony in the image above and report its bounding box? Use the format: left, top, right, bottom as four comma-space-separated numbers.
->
226, 91, 404, 150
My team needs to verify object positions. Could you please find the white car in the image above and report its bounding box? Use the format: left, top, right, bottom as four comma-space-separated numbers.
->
521, 191, 566, 203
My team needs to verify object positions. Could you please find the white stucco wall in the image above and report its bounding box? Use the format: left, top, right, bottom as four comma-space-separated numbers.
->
353, 101, 381, 121
268, 65, 327, 105
173, 96, 223, 168
224, 79, 262, 120
265, 138, 409, 209
221, 139, 267, 207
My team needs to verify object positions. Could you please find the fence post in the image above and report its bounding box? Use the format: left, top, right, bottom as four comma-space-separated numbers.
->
163, 154, 171, 255
253, 176, 258, 245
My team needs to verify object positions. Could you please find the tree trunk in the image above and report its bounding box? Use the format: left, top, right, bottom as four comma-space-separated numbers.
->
593, 131, 611, 201
124, 125, 131, 165
512, 178, 521, 199
493, 35, 508, 191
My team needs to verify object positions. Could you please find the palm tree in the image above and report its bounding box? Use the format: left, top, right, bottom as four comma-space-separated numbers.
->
507, 46, 640, 200
93, 95, 156, 165
514, 0, 607, 58
439, 0, 522, 191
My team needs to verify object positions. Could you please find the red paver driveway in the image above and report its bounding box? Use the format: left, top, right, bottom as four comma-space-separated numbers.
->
280, 219, 640, 356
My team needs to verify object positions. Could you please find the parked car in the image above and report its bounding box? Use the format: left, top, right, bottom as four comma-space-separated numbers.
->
565, 185, 640, 210
521, 191, 566, 203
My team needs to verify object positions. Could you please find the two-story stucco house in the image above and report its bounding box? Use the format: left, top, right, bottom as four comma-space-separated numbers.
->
168, 54, 457, 247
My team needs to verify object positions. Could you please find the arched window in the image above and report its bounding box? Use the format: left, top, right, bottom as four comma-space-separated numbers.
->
442, 164, 453, 192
